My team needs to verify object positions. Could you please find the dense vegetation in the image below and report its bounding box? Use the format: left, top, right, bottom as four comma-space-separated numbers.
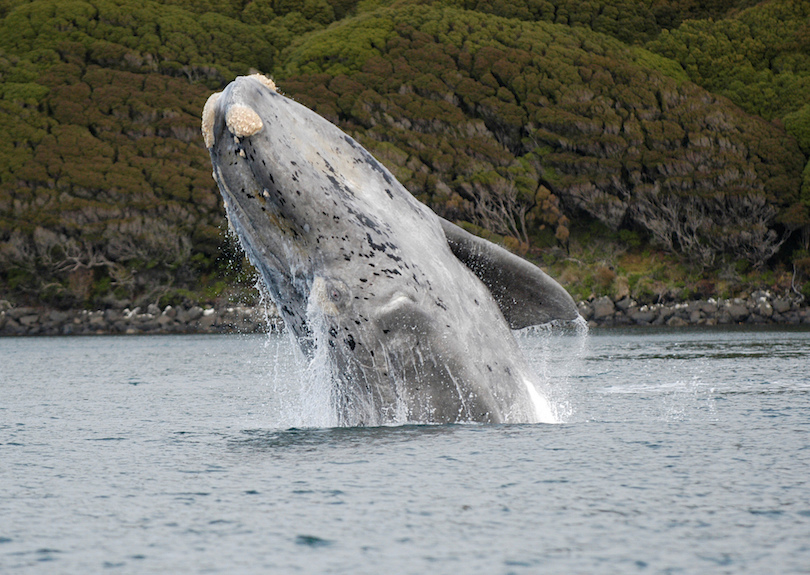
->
647, 0, 810, 210
0, 0, 808, 309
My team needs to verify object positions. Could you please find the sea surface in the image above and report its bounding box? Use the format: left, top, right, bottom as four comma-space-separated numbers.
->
1, 327, 809, 573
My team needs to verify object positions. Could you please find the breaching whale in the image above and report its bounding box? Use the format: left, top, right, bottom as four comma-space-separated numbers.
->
202, 74, 578, 425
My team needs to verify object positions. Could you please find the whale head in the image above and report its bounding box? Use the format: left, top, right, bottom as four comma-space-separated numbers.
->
202, 74, 579, 425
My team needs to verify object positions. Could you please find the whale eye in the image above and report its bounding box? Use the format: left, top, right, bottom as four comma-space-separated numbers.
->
317, 277, 350, 312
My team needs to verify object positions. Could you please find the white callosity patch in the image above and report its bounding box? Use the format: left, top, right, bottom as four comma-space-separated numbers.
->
201, 91, 221, 149
248, 73, 277, 92
225, 104, 264, 139
201, 75, 274, 148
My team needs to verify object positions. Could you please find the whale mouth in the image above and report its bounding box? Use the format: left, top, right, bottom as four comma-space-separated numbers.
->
204, 75, 324, 348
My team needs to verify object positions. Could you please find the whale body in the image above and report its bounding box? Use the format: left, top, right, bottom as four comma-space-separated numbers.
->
202, 74, 578, 425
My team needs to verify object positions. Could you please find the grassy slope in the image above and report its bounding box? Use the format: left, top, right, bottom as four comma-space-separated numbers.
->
0, 0, 808, 308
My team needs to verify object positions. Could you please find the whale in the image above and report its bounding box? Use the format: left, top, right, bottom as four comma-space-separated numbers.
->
202, 74, 579, 425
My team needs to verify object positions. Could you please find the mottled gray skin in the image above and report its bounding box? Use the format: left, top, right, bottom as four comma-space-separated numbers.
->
204, 75, 578, 425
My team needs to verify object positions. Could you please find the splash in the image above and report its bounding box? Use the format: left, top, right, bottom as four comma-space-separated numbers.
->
522, 375, 557, 424
257, 328, 340, 429
236, 270, 588, 428
256, 320, 590, 429
253, 285, 589, 428
571, 315, 591, 334
515, 320, 590, 424
658, 376, 718, 422
296, 296, 341, 428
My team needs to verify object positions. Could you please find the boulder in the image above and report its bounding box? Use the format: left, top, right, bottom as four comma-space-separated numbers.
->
614, 297, 635, 311
700, 300, 718, 314
19, 314, 40, 327
755, 300, 773, 318
49, 310, 70, 323
577, 301, 593, 320
4, 318, 23, 334
628, 307, 657, 325
157, 314, 175, 327
199, 313, 217, 329
592, 296, 615, 320
107, 309, 124, 322
7, 307, 36, 320
178, 306, 204, 323
725, 300, 749, 322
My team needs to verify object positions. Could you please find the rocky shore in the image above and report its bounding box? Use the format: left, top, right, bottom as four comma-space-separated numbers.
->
1, 291, 808, 336
577, 290, 810, 328
0, 301, 282, 336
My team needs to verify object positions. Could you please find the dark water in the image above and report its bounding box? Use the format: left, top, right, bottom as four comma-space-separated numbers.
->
1, 328, 809, 573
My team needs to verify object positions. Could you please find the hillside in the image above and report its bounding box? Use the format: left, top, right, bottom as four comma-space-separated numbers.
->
0, 0, 808, 310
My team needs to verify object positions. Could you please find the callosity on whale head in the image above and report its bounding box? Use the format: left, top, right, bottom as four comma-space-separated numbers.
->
202, 74, 579, 425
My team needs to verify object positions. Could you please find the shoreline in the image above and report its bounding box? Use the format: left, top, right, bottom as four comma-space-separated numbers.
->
2, 290, 808, 336
0, 302, 282, 337
577, 290, 810, 328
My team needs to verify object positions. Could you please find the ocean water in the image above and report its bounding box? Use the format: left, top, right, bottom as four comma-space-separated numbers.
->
1, 327, 809, 573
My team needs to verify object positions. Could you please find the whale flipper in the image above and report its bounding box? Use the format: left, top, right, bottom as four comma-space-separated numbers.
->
440, 218, 578, 329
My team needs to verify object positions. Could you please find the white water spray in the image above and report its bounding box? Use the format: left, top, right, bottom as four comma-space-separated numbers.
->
255, 318, 590, 428
516, 318, 590, 424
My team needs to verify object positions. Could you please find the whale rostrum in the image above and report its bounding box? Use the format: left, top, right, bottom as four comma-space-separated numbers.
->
203, 74, 579, 425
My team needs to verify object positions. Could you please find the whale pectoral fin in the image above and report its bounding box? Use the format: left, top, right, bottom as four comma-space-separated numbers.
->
439, 218, 579, 329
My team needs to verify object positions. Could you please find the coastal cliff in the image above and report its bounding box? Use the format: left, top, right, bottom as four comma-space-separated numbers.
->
1, 0, 809, 313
